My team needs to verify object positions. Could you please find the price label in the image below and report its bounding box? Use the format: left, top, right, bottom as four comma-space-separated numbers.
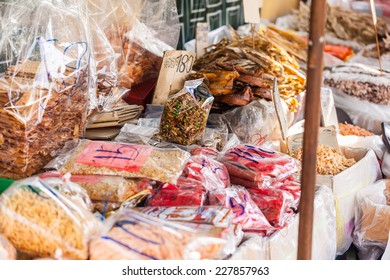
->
242, 0, 262, 24
152, 50, 196, 105
196, 22, 209, 58
272, 78, 288, 140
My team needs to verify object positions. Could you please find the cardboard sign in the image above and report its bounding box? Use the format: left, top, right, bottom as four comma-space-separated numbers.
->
196, 22, 209, 58
261, 0, 299, 20
272, 78, 288, 140
242, 0, 262, 24
320, 88, 339, 133
287, 126, 340, 152
152, 50, 196, 105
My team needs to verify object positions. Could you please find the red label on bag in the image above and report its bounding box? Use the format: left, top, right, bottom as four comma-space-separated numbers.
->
39, 172, 102, 184
75, 141, 152, 173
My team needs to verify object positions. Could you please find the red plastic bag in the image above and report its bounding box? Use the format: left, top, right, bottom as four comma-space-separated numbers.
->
190, 147, 219, 159
182, 155, 230, 191
220, 144, 298, 188
147, 183, 206, 207
208, 186, 274, 234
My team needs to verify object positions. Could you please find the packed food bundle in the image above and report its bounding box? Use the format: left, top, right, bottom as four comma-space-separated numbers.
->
220, 144, 299, 188
0, 1, 91, 180
89, 209, 230, 260
339, 123, 374, 137
159, 79, 214, 145
324, 64, 390, 105
291, 144, 356, 176
146, 183, 206, 207
53, 140, 190, 184
208, 185, 274, 234
291, 2, 388, 46
137, 206, 234, 228
192, 27, 306, 110
0, 176, 99, 259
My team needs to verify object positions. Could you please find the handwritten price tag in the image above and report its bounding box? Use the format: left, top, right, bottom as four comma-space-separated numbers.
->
152, 50, 196, 105
75, 141, 152, 173
243, 0, 262, 24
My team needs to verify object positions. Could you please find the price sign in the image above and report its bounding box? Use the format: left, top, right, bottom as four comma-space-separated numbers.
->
242, 0, 262, 24
152, 50, 196, 105
196, 22, 209, 58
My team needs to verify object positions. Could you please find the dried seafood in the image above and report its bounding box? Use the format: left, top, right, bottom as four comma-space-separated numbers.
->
291, 144, 356, 176
339, 123, 374, 137
292, 3, 388, 46
193, 27, 306, 111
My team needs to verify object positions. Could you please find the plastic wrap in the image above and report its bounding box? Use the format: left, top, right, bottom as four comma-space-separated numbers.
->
147, 183, 206, 207
0, 235, 16, 260
208, 186, 274, 234
160, 79, 214, 146
87, 0, 180, 90
137, 206, 233, 228
51, 140, 190, 184
353, 180, 390, 260
190, 147, 219, 159
39, 172, 152, 203
0, 176, 99, 259
248, 186, 295, 228
333, 90, 390, 135
114, 123, 159, 145
382, 152, 390, 179
382, 235, 390, 260
337, 134, 385, 159
0, 0, 91, 179
89, 209, 230, 260
229, 186, 336, 260
181, 155, 230, 191
223, 100, 280, 145
219, 144, 299, 188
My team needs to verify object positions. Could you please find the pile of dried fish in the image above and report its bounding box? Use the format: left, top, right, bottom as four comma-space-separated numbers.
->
192, 27, 306, 111
291, 3, 388, 46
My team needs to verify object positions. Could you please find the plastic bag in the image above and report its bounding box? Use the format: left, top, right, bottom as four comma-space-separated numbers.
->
208, 185, 274, 234
337, 134, 385, 160
382, 152, 390, 179
0, 235, 16, 260
39, 171, 152, 203
248, 186, 295, 228
181, 155, 230, 191
333, 90, 390, 135
147, 183, 206, 207
0, 0, 92, 179
115, 123, 159, 145
219, 144, 299, 188
89, 209, 229, 260
50, 140, 190, 184
160, 79, 214, 145
190, 147, 220, 159
223, 100, 279, 145
0, 176, 100, 259
353, 180, 390, 260
88, 0, 180, 90
137, 206, 233, 228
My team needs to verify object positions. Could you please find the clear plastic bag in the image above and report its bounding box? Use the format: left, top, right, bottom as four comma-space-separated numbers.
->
89, 209, 229, 260
137, 206, 233, 228
208, 185, 274, 234
190, 147, 220, 159
0, 176, 100, 259
223, 100, 279, 145
0, 235, 16, 260
181, 155, 230, 191
337, 134, 385, 160
160, 79, 214, 145
147, 183, 206, 207
248, 186, 295, 229
0, 0, 92, 179
219, 144, 299, 188
382, 152, 390, 179
51, 139, 190, 184
353, 180, 390, 259
39, 171, 152, 203
87, 0, 180, 90
114, 123, 159, 145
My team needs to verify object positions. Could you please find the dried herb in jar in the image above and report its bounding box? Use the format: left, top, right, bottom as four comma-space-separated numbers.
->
160, 79, 214, 145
